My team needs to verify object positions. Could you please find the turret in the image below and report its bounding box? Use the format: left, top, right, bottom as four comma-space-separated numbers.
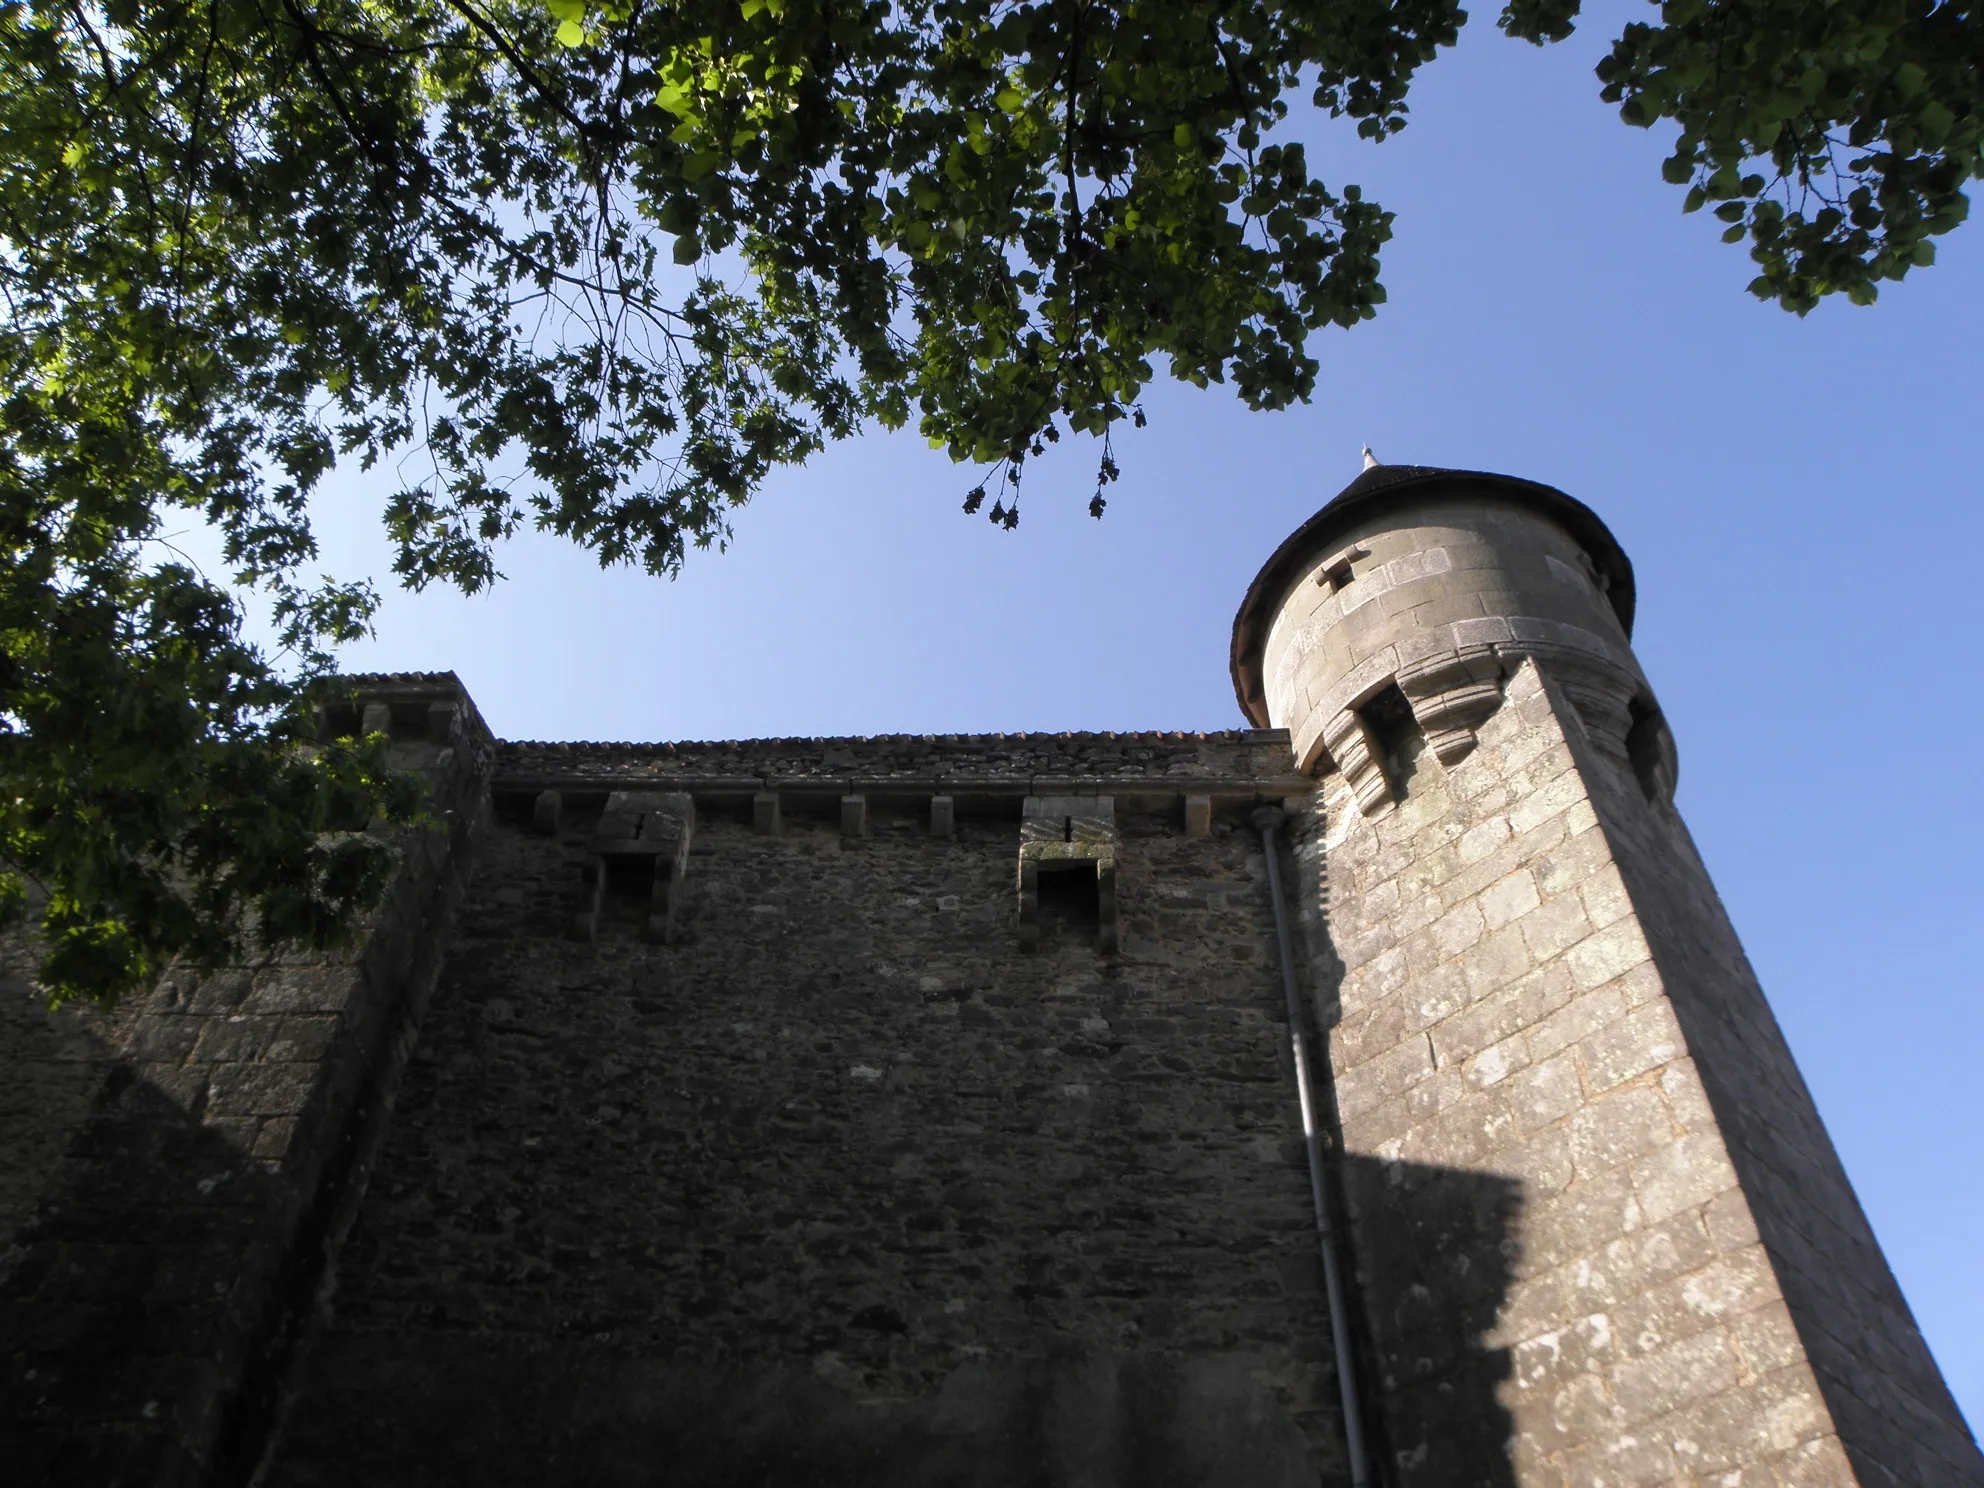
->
1230, 463, 1674, 811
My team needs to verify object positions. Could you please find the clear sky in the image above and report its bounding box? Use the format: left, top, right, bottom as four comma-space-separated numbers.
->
282, 1, 1983, 1434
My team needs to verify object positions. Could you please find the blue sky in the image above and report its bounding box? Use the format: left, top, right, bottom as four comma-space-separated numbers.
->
286, 2, 1983, 1432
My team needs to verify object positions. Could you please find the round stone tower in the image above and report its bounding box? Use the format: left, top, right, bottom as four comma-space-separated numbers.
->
1229, 462, 1674, 813
1223, 461, 1984, 1488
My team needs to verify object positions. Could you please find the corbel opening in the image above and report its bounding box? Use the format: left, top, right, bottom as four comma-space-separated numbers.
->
1625, 694, 1678, 807
1018, 795, 1119, 954
1034, 861, 1101, 944
1358, 683, 1425, 800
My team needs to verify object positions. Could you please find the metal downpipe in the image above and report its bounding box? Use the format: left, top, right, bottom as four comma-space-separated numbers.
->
1255, 806, 1373, 1488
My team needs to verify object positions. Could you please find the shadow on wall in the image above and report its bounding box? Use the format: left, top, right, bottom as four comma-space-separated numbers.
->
255, 1167, 1523, 1488
1300, 807, 1526, 1488
0, 985, 1526, 1488
1337, 1153, 1524, 1488
0, 997, 286, 1486
0, 980, 327, 1488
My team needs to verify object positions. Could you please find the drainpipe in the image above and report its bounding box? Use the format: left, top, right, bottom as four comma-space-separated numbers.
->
1255, 806, 1373, 1488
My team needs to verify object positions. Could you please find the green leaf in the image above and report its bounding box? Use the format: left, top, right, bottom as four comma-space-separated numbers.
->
556, 18, 585, 46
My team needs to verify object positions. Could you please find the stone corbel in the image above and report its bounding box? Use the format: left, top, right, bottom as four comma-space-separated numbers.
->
1396, 646, 1505, 767
1512, 645, 1641, 770
1018, 795, 1119, 954
1321, 710, 1394, 818
574, 790, 694, 944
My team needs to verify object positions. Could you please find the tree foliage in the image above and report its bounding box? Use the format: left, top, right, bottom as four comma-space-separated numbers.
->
2, 0, 1977, 1003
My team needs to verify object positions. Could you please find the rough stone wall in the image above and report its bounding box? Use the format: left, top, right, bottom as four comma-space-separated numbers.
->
496, 728, 1298, 792
1304, 658, 1983, 1486
0, 678, 492, 1486
263, 773, 1349, 1487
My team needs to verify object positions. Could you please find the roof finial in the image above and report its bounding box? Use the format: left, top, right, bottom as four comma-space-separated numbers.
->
1361, 444, 1380, 471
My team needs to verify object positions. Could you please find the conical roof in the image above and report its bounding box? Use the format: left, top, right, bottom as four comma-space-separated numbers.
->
1228, 464, 1636, 727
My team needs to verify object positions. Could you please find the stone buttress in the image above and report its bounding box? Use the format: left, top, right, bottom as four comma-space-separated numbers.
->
0, 675, 492, 1486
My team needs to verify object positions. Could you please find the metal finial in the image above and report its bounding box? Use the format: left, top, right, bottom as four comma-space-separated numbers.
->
1361, 445, 1379, 471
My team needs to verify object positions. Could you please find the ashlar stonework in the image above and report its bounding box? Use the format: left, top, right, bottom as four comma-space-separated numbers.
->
2, 464, 1977, 1487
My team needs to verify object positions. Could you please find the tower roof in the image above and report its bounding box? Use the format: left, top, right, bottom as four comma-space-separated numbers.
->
1228, 463, 1637, 727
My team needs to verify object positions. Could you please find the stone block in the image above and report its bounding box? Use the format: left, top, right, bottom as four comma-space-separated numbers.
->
1400, 962, 1465, 1034
1461, 1034, 1527, 1090
1776, 1433, 1858, 1487
1631, 1131, 1741, 1226
1458, 924, 1532, 1002
128, 1016, 201, 1064
1427, 990, 1532, 1068
1506, 770, 1588, 836
1517, 1164, 1643, 1279
1702, 1187, 1763, 1254
267, 1017, 342, 1064
1577, 1001, 1684, 1094
1401, 1064, 1469, 1127
1336, 1033, 1434, 1119
531, 790, 561, 835
1557, 1422, 1680, 1487
1510, 1309, 1618, 1398
1527, 984, 1627, 1062
840, 794, 867, 839
1565, 1083, 1673, 1179
1508, 1050, 1583, 1133
247, 966, 362, 1016
1429, 900, 1484, 959
1479, 868, 1540, 931
1655, 1058, 1716, 1131
1578, 866, 1632, 931
252, 1117, 299, 1161
1604, 1319, 1741, 1428
753, 791, 781, 835
1563, 921, 1651, 992
1667, 1364, 1833, 1472
929, 795, 955, 839
205, 1063, 320, 1120
185, 969, 254, 1015
191, 1016, 281, 1064
1183, 794, 1212, 837
1333, 999, 1411, 1070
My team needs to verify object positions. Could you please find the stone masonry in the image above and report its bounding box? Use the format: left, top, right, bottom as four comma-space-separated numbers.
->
1, 461, 1978, 1487
0, 677, 491, 1484
1233, 464, 1984, 1487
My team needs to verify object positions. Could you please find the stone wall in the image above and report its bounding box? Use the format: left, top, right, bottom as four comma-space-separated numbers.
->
10, 649, 1975, 1485
262, 745, 1356, 1487
0, 676, 491, 1486
1303, 658, 1983, 1486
